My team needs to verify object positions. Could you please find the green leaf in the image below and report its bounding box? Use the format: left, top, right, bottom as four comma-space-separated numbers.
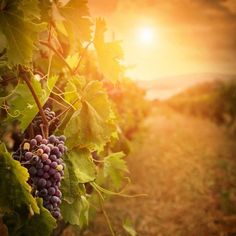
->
123, 218, 137, 236
61, 195, 89, 227
3, 198, 57, 236
0, 75, 58, 132
61, 154, 81, 204
67, 148, 96, 184
104, 152, 128, 188
0, 143, 39, 214
52, 0, 91, 48
61, 148, 96, 203
0, 0, 44, 65
18, 198, 57, 236
65, 81, 117, 151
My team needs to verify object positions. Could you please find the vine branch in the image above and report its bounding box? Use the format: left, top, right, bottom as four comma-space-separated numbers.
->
21, 69, 49, 138
39, 40, 73, 74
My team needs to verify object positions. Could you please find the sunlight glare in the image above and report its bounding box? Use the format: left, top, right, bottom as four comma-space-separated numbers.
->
137, 27, 155, 44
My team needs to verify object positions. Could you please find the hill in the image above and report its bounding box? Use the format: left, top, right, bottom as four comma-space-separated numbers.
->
136, 73, 236, 100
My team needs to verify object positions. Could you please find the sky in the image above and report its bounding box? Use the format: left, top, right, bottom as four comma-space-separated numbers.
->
88, 0, 236, 81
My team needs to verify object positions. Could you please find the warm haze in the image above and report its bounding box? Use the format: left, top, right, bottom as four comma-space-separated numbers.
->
88, 0, 236, 81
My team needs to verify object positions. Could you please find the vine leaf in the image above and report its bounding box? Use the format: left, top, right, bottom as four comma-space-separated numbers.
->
1, 75, 58, 132
17, 198, 57, 236
3, 198, 56, 236
0, 0, 44, 65
65, 81, 117, 151
61, 196, 89, 227
61, 148, 94, 226
0, 143, 39, 214
94, 18, 124, 82
103, 152, 128, 189
52, 0, 91, 49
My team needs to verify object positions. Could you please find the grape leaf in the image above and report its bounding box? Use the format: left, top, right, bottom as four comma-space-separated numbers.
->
67, 147, 96, 184
104, 152, 128, 188
3, 198, 56, 236
0, 143, 39, 214
65, 81, 117, 151
52, 0, 91, 49
94, 18, 124, 82
0, 75, 58, 132
61, 148, 96, 204
0, 0, 44, 65
61, 196, 89, 227
61, 154, 81, 204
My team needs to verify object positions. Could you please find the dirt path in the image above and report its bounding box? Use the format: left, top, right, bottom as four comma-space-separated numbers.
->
82, 107, 236, 236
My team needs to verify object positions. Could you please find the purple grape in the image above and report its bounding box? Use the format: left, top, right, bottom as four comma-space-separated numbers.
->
50, 155, 57, 161
48, 168, 56, 175
29, 166, 37, 175
37, 169, 44, 176
31, 156, 39, 163
51, 147, 59, 155
46, 180, 52, 187
48, 187, 56, 195
44, 146, 50, 154
38, 178, 46, 187
51, 196, 59, 203
48, 135, 56, 144
25, 152, 33, 160
45, 159, 51, 165
43, 165, 50, 172
30, 139, 37, 147
47, 144, 54, 150
54, 172, 61, 181
36, 162, 43, 169
59, 135, 66, 142
42, 139, 48, 144
39, 144, 46, 150
43, 172, 50, 179
50, 162, 57, 169
55, 190, 62, 198
39, 188, 48, 197
56, 159, 62, 164
35, 135, 43, 143
52, 211, 61, 219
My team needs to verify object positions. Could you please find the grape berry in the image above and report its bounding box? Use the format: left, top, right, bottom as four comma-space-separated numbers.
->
13, 134, 67, 219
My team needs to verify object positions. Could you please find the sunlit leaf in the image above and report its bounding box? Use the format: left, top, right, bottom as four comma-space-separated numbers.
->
61, 196, 89, 226
65, 81, 117, 151
0, 0, 44, 65
104, 152, 128, 188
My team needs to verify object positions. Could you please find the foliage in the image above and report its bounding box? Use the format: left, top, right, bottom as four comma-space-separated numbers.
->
166, 80, 236, 127
0, 0, 148, 235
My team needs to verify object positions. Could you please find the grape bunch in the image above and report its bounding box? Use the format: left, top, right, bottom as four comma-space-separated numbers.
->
12, 134, 67, 219
30, 107, 59, 136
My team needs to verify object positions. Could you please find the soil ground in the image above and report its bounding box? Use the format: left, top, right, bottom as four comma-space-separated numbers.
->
79, 106, 236, 236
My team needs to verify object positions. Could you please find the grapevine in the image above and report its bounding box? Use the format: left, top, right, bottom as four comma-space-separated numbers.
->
0, 0, 149, 235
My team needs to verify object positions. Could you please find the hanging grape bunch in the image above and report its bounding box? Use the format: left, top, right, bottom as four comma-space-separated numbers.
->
30, 107, 59, 136
12, 134, 67, 219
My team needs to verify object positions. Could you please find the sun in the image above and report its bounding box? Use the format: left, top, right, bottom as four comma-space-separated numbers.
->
137, 27, 155, 44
